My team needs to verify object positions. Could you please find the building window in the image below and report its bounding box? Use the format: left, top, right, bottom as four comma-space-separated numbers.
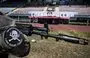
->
64, 14, 67, 16
61, 14, 63, 16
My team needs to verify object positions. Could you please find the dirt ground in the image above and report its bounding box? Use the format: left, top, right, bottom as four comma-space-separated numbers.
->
32, 24, 90, 32
25, 33, 90, 58
21, 24, 90, 58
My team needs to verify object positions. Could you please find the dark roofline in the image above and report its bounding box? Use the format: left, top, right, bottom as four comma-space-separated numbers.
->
8, 14, 30, 16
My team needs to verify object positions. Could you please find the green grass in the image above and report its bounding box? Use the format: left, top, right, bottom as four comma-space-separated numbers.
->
49, 30, 90, 39
69, 22, 90, 26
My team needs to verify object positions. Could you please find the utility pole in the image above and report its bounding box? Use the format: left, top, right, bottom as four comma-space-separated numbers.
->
87, 19, 89, 26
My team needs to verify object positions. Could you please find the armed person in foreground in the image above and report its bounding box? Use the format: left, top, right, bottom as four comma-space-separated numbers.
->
0, 12, 30, 58
0, 10, 89, 58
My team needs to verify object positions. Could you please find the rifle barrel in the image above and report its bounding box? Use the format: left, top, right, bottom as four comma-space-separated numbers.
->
32, 31, 88, 45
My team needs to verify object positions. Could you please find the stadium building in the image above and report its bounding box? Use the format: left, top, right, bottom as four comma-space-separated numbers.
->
0, 0, 90, 25
5, 6, 90, 24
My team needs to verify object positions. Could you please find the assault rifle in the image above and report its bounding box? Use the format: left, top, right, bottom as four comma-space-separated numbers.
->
16, 23, 88, 45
